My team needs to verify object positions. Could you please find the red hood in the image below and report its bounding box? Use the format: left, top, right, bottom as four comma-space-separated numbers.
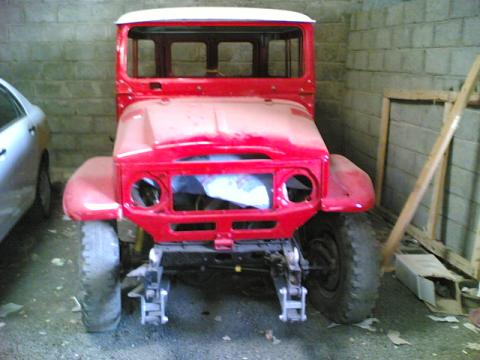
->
113, 97, 328, 162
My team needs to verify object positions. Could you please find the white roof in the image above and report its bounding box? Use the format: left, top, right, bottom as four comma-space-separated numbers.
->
116, 7, 315, 24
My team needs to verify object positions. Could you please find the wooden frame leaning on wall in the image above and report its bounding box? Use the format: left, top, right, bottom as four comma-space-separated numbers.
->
375, 86, 480, 279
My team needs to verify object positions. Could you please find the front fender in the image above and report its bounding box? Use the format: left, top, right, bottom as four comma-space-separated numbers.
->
320, 155, 375, 213
63, 157, 121, 221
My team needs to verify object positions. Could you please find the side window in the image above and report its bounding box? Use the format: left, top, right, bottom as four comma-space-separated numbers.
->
171, 42, 207, 77
0, 86, 22, 129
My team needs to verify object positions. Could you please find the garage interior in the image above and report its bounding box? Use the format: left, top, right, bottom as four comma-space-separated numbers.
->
0, 0, 480, 359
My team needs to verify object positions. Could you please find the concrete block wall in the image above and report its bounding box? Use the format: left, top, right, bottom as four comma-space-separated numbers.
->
343, 0, 480, 258
0, 0, 360, 181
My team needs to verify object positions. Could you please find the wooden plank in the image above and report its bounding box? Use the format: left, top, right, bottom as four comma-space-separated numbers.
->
471, 223, 480, 278
375, 97, 391, 207
384, 89, 480, 104
426, 102, 452, 240
381, 56, 480, 267
375, 207, 476, 278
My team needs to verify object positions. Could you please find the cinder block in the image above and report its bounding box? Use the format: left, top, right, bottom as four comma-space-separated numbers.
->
76, 99, 115, 116
384, 50, 402, 72
412, 24, 434, 48
75, 62, 114, 80
370, 8, 385, 28
386, 3, 404, 26
402, 49, 424, 73
375, 28, 391, 49
93, 117, 117, 135
442, 218, 468, 254
89, 3, 125, 22
425, 0, 450, 21
354, 50, 368, 69
368, 51, 384, 71
64, 43, 96, 61
455, 108, 480, 143
55, 152, 86, 168
346, 71, 371, 91
434, 20, 462, 47
79, 134, 114, 152
0, 5, 24, 24
75, 24, 111, 42
392, 26, 411, 48
425, 48, 450, 74
41, 24, 76, 42
463, 17, 480, 46
451, 138, 480, 174
317, 23, 348, 44
94, 42, 116, 61
404, 0, 425, 23
0, 44, 30, 62
361, 30, 377, 49
8, 62, 41, 81
8, 24, 45, 42
451, 0, 480, 18
31, 42, 62, 61
316, 63, 345, 81
34, 82, 70, 99
348, 31, 363, 50
356, 11, 369, 30
25, 3, 57, 23
451, 48, 480, 76
448, 165, 480, 204
51, 134, 77, 151
43, 62, 75, 81
58, 5, 92, 23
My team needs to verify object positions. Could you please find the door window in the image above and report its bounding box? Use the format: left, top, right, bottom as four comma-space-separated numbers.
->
0, 86, 23, 130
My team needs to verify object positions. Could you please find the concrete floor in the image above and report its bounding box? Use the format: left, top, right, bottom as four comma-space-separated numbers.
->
0, 193, 479, 360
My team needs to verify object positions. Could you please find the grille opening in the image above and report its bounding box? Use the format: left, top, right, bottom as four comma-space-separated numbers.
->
170, 222, 216, 232
177, 154, 270, 162
172, 173, 273, 211
215, 253, 233, 262
131, 177, 161, 207
232, 221, 276, 230
285, 175, 313, 203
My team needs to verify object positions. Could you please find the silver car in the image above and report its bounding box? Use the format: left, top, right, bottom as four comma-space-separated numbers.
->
0, 79, 51, 241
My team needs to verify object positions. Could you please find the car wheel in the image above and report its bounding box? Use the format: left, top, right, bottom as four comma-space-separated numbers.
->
304, 212, 380, 324
79, 221, 121, 332
29, 159, 52, 220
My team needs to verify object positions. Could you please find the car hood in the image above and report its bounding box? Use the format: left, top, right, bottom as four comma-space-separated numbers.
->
113, 97, 328, 162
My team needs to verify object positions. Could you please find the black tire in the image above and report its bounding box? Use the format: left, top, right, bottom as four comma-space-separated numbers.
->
29, 159, 52, 221
304, 212, 380, 324
79, 221, 121, 332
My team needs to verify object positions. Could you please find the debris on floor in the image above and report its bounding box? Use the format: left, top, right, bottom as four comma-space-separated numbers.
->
466, 343, 480, 351
427, 315, 459, 323
353, 318, 379, 332
222, 335, 231, 342
387, 331, 411, 346
0, 322, 5, 329
463, 323, 479, 334
51, 258, 66, 267
264, 329, 281, 345
214, 315, 222, 322
71, 296, 81, 312
0, 303, 23, 318
395, 254, 466, 315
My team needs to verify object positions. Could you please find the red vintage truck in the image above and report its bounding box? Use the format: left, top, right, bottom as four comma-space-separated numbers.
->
63, 7, 379, 332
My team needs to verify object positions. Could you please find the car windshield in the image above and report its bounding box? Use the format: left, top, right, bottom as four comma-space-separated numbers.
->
127, 26, 303, 78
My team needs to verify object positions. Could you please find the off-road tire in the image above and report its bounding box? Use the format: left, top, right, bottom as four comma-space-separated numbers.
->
29, 159, 52, 221
79, 221, 121, 332
304, 212, 380, 324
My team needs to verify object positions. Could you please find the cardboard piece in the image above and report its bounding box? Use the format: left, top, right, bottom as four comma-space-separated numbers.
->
395, 254, 464, 315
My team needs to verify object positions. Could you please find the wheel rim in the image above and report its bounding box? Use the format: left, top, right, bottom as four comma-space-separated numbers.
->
308, 230, 342, 295
38, 168, 51, 214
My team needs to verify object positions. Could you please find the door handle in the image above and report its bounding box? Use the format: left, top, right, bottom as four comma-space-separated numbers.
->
28, 125, 36, 135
